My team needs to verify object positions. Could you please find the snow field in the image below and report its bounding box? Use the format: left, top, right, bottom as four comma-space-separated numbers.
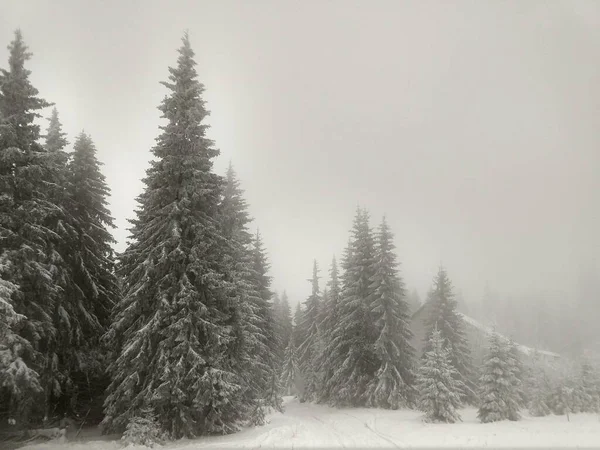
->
20, 397, 600, 449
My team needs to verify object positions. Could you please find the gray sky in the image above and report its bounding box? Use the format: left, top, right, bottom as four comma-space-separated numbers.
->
2, 0, 599, 307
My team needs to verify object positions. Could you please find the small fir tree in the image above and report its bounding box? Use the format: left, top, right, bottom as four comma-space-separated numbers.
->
416, 326, 464, 423
121, 407, 169, 448
423, 267, 473, 399
478, 333, 521, 423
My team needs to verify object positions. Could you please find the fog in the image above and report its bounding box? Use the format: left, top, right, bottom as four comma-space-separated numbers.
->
2, 0, 599, 308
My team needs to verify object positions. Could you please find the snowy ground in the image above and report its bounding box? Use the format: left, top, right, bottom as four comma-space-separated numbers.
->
20, 397, 600, 449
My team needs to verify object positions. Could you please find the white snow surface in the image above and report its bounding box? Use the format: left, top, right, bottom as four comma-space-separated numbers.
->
20, 397, 600, 449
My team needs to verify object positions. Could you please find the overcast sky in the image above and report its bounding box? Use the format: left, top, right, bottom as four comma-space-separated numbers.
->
2, 0, 599, 307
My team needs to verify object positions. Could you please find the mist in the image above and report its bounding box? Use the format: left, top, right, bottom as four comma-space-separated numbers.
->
2, 0, 599, 308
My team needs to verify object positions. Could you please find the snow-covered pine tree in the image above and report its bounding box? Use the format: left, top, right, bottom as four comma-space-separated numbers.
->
44, 108, 69, 152
423, 267, 473, 399
527, 357, 551, 417
103, 34, 247, 438
278, 291, 293, 360
280, 334, 299, 396
505, 339, 524, 420
297, 260, 322, 402
416, 326, 464, 423
478, 333, 521, 422
408, 289, 422, 316
218, 163, 278, 424
293, 303, 302, 345
293, 302, 302, 326
0, 255, 42, 424
250, 230, 282, 413
507, 338, 526, 410
325, 208, 378, 407
65, 131, 119, 419
272, 292, 283, 361
315, 256, 341, 403
121, 407, 169, 448
39, 108, 76, 421
218, 162, 264, 420
366, 217, 415, 409
0, 30, 72, 424
580, 360, 599, 413
68, 132, 118, 336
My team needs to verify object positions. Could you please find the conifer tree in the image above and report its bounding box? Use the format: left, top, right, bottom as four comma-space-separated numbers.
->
297, 260, 322, 402
408, 289, 422, 315
65, 131, 119, 418
507, 338, 526, 409
325, 208, 378, 407
323, 257, 341, 331
478, 333, 521, 423
44, 108, 69, 153
250, 230, 282, 413
272, 291, 291, 380
293, 303, 302, 326
103, 34, 247, 438
272, 292, 283, 360
278, 291, 293, 358
505, 339, 524, 420
0, 256, 42, 424
68, 132, 119, 330
280, 334, 299, 396
416, 326, 464, 423
218, 163, 281, 422
528, 363, 551, 417
293, 303, 302, 346
314, 257, 341, 403
366, 217, 415, 409
580, 360, 599, 413
0, 29, 70, 424
423, 267, 473, 397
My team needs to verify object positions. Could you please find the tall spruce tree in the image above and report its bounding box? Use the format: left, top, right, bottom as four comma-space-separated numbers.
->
416, 326, 464, 423
68, 132, 118, 337
315, 256, 340, 403
0, 29, 73, 424
103, 35, 247, 438
280, 334, 299, 396
366, 217, 415, 409
478, 333, 521, 423
250, 230, 282, 413
297, 260, 322, 402
218, 163, 279, 424
423, 267, 473, 398
278, 291, 293, 359
39, 108, 76, 421
65, 131, 119, 419
325, 208, 378, 407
